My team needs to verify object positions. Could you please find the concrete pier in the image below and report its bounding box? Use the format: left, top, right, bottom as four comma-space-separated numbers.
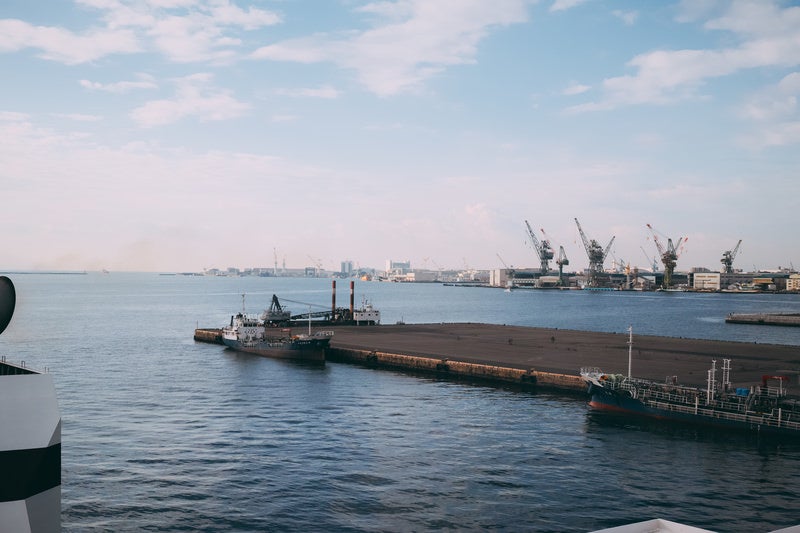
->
326, 347, 584, 392
725, 313, 800, 327
196, 322, 800, 392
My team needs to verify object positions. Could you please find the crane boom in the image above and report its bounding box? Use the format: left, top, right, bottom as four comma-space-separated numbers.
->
525, 220, 541, 251
603, 236, 616, 261
524, 220, 553, 273
574, 218, 592, 257
496, 253, 515, 288
721, 239, 743, 274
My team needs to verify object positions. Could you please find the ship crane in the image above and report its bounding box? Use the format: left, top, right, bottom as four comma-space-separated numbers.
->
646, 224, 686, 289
721, 240, 742, 274
574, 218, 615, 287
524, 220, 554, 274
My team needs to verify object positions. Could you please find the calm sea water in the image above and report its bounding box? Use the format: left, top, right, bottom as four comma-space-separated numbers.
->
3, 273, 800, 532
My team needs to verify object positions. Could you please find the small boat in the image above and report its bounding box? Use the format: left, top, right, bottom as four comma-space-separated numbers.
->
580, 328, 800, 436
221, 294, 332, 362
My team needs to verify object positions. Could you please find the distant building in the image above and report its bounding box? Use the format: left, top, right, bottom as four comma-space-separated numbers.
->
693, 272, 721, 291
340, 260, 354, 276
787, 274, 800, 291
386, 260, 411, 274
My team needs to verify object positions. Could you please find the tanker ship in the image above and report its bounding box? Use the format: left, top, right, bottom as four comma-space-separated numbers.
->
580, 329, 800, 436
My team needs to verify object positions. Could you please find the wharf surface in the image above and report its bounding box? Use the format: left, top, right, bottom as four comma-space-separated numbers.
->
725, 313, 800, 327
196, 323, 800, 392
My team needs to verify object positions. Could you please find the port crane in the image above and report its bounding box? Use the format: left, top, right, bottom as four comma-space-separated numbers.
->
541, 228, 569, 286
524, 220, 554, 274
496, 253, 515, 288
646, 224, 686, 289
721, 240, 742, 274
574, 218, 615, 287
555, 245, 569, 286
640, 246, 659, 272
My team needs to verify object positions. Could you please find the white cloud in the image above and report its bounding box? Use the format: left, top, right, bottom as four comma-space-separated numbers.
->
0, 111, 30, 122
572, 1, 800, 111
0, 18, 140, 64
563, 83, 590, 96
612, 10, 638, 26
53, 113, 104, 122
252, 0, 530, 96
738, 72, 800, 148
130, 73, 250, 127
209, 2, 281, 29
0, 1, 282, 65
274, 85, 341, 99
80, 74, 158, 93
550, 0, 589, 13
148, 15, 240, 63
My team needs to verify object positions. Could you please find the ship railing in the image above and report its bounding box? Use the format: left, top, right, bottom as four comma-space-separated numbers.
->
760, 386, 788, 398
646, 400, 800, 431
0, 357, 44, 375
640, 387, 702, 406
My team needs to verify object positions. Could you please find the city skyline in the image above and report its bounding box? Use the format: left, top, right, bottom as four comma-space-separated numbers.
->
1, 1, 799, 273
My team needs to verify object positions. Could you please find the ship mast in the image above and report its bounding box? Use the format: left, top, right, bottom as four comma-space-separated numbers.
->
627, 325, 633, 379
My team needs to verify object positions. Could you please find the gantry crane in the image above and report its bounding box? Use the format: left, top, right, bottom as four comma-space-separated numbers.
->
524, 220, 554, 274
646, 224, 686, 289
721, 240, 742, 274
574, 218, 615, 287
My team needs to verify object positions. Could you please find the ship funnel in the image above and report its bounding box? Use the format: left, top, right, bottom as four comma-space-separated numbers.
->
0, 276, 15, 335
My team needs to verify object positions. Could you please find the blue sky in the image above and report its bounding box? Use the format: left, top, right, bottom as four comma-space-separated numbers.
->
1, 0, 798, 273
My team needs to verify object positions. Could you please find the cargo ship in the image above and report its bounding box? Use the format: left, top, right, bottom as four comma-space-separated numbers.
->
580, 329, 800, 436
221, 295, 332, 362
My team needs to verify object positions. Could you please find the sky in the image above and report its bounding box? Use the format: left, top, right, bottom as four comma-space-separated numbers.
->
1, 0, 799, 274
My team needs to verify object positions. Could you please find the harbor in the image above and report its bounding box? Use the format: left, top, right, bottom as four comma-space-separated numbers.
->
8, 272, 800, 532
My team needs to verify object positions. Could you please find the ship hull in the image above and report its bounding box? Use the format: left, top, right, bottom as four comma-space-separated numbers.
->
222, 337, 328, 363
587, 383, 798, 437
0, 371, 61, 532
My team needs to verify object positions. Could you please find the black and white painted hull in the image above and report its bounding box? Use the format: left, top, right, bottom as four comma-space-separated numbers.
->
0, 364, 61, 532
